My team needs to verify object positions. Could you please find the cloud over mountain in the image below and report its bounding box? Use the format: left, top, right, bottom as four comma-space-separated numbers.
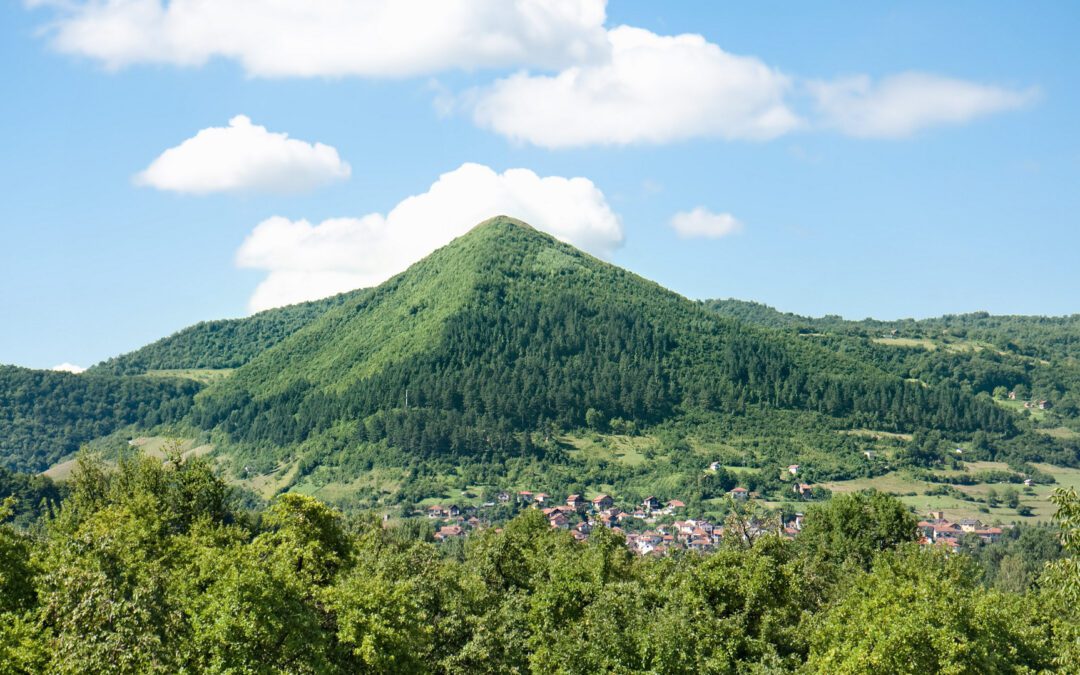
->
135, 115, 350, 194
468, 26, 801, 147
50, 363, 85, 373
236, 162, 623, 311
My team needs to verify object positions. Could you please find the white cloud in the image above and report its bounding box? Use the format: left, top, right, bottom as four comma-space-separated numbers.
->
135, 115, 350, 194
51, 363, 86, 373
467, 25, 801, 148
670, 208, 743, 239
236, 162, 623, 312
808, 72, 1039, 138
31, 0, 609, 77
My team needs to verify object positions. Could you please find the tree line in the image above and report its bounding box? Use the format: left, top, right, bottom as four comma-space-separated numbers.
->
2, 452, 1077, 673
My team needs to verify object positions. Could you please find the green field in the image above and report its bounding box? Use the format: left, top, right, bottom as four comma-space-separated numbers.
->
144, 368, 234, 384
561, 433, 660, 466
823, 460, 1080, 523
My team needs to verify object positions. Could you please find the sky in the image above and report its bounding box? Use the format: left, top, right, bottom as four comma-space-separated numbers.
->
2, 1, 1078, 371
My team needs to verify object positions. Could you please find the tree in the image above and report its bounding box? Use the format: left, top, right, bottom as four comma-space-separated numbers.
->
0, 498, 35, 615
1043, 487, 1080, 669
808, 546, 1053, 673
797, 490, 917, 571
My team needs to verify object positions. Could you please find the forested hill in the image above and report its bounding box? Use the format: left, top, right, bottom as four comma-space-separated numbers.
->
89, 289, 362, 375
703, 299, 1080, 422
703, 299, 1080, 361
0, 366, 200, 472
192, 217, 1011, 455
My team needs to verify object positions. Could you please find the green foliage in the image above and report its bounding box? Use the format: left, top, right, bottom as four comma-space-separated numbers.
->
0, 498, 36, 615
194, 219, 1012, 468
0, 466, 64, 527
1043, 487, 1080, 669
797, 490, 918, 571
4, 457, 1079, 672
807, 546, 1055, 673
90, 290, 358, 375
704, 300, 1080, 440
0, 366, 200, 472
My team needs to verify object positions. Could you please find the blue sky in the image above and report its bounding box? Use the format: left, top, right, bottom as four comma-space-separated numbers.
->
2, 1, 1078, 370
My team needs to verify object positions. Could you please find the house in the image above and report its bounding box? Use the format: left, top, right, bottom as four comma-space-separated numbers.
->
434, 525, 464, 541
932, 522, 962, 540
792, 483, 814, 498
642, 496, 661, 512
534, 492, 548, 504
497, 491, 510, 503
427, 505, 447, 519
787, 464, 800, 476
688, 538, 713, 552
729, 487, 749, 500
566, 494, 587, 511
591, 494, 614, 511
863, 450, 877, 460
1024, 478, 1033, 487
708, 461, 723, 471
664, 499, 686, 513
1037, 400, 1051, 410
517, 491, 534, 503
958, 518, 983, 533
975, 527, 1003, 543
549, 513, 570, 529
1008, 390, 1018, 400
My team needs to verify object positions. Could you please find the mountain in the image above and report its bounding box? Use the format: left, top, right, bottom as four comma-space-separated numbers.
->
191, 216, 1011, 461
8, 216, 1064, 492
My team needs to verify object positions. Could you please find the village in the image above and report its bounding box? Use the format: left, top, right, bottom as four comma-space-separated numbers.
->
421, 481, 1010, 556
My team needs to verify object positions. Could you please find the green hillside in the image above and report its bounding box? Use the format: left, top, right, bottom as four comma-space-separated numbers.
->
0, 366, 200, 472
703, 299, 1080, 430
193, 217, 1011, 462
90, 289, 362, 375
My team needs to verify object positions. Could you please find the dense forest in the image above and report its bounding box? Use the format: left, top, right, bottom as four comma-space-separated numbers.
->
192, 219, 1012, 466
1, 452, 1076, 673
704, 299, 1080, 425
0, 366, 201, 473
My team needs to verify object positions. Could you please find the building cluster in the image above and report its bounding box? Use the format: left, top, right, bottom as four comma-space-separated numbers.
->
917, 511, 1004, 551
422, 493, 1011, 556
1007, 390, 1052, 409
420, 488, 809, 555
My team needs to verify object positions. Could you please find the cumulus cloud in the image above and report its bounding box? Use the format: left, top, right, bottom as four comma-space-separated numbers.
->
135, 115, 350, 194
670, 208, 743, 239
236, 163, 623, 312
30, 0, 609, 77
467, 25, 801, 148
808, 72, 1039, 138
51, 363, 86, 373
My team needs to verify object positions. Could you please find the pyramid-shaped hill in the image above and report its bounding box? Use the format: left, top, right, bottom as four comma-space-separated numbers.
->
193, 216, 1011, 451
